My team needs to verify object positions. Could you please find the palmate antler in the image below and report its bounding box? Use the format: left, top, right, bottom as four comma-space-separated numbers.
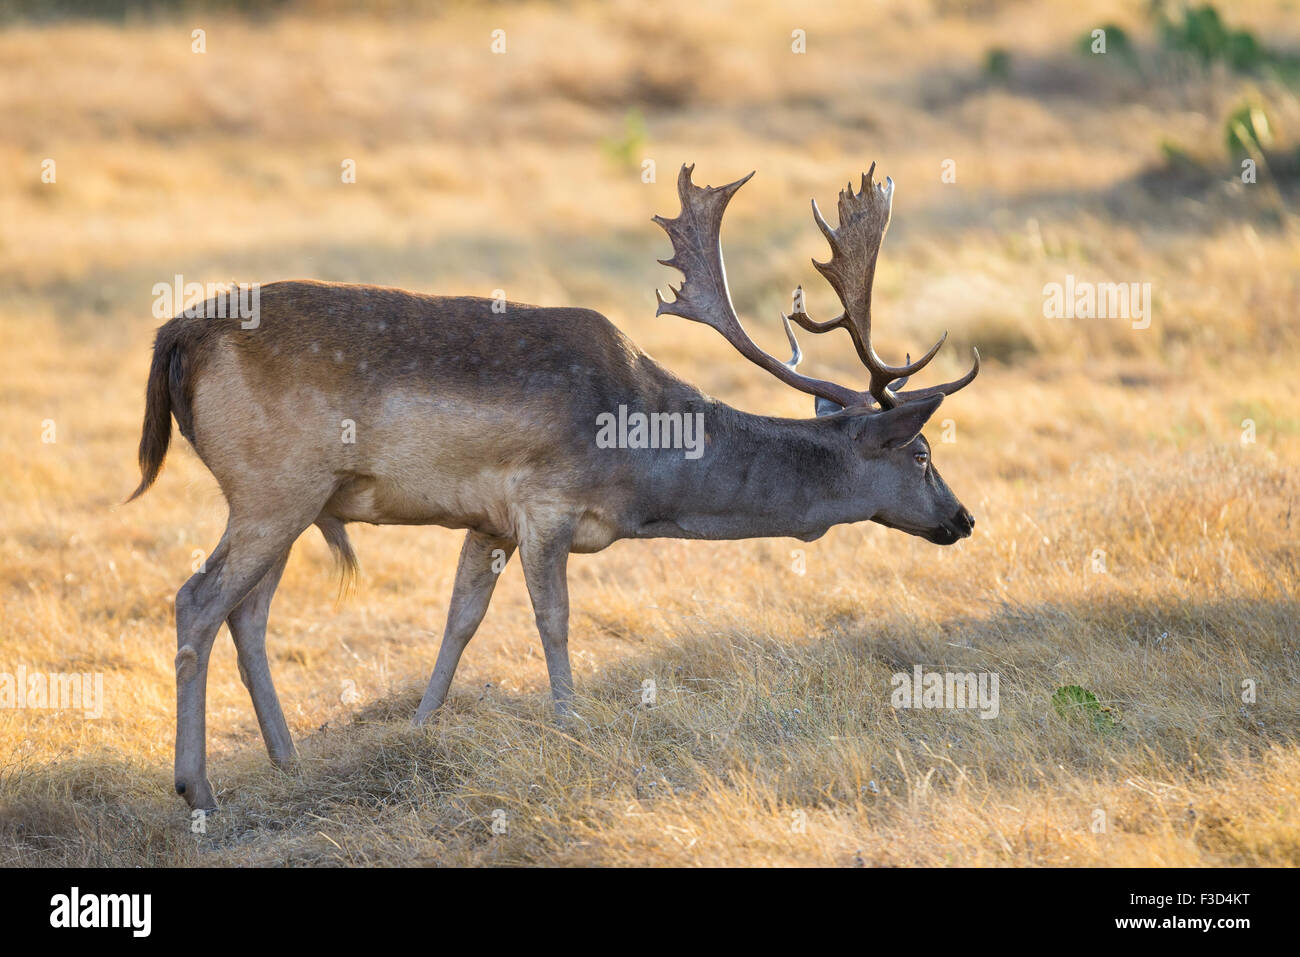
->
654, 163, 979, 412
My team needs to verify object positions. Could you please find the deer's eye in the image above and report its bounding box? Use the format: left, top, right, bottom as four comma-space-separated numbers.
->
914, 451, 929, 468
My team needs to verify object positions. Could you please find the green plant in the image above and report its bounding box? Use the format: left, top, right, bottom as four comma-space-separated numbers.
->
1076, 24, 1132, 59
1156, 2, 1266, 72
984, 47, 1011, 80
1052, 685, 1121, 732
1159, 138, 1198, 169
1224, 101, 1275, 161
600, 108, 649, 172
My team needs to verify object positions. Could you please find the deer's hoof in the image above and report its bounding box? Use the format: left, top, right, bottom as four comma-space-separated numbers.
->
269, 752, 300, 774
176, 776, 217, 812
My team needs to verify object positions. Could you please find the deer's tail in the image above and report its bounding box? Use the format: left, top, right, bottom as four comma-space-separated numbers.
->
126, 321, 193, 503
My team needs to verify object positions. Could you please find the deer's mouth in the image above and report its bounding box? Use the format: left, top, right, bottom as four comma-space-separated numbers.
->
876, 507, 974, 546
924, 526, 962, 545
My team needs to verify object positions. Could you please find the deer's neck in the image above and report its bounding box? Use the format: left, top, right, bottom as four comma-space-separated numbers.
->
632, 399, 866, 542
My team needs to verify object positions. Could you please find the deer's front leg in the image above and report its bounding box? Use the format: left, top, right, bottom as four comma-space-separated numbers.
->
519, 529, 575, 717
414, 531, 515, 724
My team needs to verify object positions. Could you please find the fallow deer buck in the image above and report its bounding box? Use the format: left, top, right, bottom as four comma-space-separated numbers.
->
130, 163, 979, 809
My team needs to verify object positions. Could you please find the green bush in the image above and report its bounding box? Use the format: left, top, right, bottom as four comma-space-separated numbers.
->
984, 48, 1011, 80
1076, 24, 1132, 59
1156, 2, 1267, 72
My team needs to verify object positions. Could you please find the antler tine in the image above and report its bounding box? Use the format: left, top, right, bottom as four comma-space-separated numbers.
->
810, 195, 837, 247
786, 284, 846, 334
891, 347, 981, 403
654, 164, 861, 409
889, 354, 912, 393
780, 311, 802, 371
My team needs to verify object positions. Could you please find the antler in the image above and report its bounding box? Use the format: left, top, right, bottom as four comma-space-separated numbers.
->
653, 165, 863, 410
654, 163, 979, 413
789, 163, 979, 409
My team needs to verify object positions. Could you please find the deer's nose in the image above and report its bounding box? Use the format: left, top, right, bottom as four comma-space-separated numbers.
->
953, 507, 975, 536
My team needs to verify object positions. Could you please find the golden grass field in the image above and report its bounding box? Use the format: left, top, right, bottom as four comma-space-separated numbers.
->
0, 0, 1297, 866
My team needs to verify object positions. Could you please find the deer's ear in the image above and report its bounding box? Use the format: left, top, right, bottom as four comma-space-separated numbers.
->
815, 396, 844, 417
851, 394, 943, 449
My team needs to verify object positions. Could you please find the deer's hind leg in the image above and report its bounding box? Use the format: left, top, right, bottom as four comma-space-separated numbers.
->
227, 550, 295, 770
174, 504, 320, 811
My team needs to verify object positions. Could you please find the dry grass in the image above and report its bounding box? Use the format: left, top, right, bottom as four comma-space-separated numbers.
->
1, 0, 1298, 866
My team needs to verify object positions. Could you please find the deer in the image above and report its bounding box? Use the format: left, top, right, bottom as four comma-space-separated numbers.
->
128, 163, 979, 810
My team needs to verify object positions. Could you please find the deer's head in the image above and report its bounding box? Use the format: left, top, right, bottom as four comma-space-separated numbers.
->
654, 163, 979, 545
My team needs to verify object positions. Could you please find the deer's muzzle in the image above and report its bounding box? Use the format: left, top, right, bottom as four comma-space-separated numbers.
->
923, 507, 974, 546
